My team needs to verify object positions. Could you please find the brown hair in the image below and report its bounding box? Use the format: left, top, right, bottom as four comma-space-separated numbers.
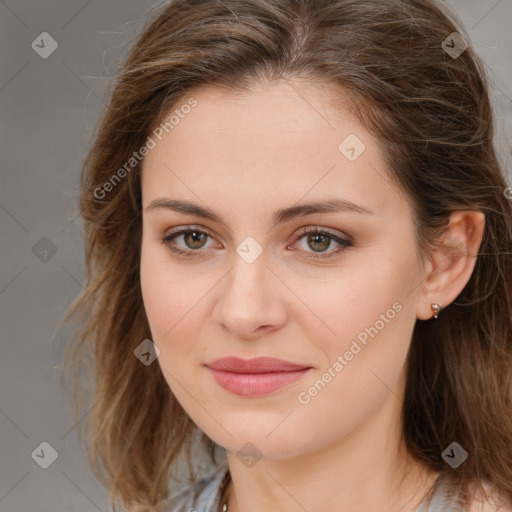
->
59, 0, 512, 510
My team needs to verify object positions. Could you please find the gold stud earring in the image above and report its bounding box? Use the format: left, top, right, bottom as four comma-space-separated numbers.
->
431, 303, 442, 319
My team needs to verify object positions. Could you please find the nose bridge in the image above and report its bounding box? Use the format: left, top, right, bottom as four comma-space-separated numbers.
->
227, 232, 269, 294
213, 240, 287, 337
227, 244, 271, 307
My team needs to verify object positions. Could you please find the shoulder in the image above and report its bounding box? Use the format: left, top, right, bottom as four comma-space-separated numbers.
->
467, 497, 512, 512
156, 463, 230, 512
416, 477, 512, 512
467, 482, 512, 512
467, 499, 512, 512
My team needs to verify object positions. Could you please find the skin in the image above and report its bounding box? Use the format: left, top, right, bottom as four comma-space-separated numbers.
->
139, 79, 485, 512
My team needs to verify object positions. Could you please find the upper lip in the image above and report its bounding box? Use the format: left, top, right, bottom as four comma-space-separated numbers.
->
206, 357, 311, 374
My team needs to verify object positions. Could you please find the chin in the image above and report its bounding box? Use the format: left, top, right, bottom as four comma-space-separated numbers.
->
205, 425, 312, 462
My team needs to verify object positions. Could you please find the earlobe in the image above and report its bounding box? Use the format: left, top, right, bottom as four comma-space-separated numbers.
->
416, 210, 485, 321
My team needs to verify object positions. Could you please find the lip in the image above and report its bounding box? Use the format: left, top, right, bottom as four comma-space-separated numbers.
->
206, 356, 310, 373
205, 357, 312, 397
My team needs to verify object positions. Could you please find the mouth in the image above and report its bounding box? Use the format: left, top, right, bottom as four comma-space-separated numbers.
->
205, 357, 313, 397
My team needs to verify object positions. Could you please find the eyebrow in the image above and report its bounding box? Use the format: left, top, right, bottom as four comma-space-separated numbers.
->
144, 197, 374, 230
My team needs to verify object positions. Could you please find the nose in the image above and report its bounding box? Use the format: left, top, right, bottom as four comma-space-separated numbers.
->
212, 252, 287, 341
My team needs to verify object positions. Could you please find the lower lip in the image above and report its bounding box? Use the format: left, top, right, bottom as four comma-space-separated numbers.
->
207, 367, 311, 396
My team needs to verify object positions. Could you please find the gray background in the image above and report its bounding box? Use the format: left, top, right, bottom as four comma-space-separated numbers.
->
0, 1, 511, 511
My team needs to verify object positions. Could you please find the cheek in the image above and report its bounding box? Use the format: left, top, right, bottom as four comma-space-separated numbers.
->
291, 288, 414, 450
139, 242, 210, 368
303, 268, 408, 352
140, 242, 183, 350
140, 244, 167, 332
301, 251, 418, 394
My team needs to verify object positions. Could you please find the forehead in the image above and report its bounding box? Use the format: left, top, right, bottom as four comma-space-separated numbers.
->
140, 80, 404, 222
147, 80, 362, 161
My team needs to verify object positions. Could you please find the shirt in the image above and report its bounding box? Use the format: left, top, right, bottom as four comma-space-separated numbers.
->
157, 463, 465, 512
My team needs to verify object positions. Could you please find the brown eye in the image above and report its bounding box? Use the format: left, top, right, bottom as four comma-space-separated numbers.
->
162, 227, 219, 256
181, 231, 208, 249
292, 227, 353, 260
161, 225, 352, 260
306, 233, 331, 253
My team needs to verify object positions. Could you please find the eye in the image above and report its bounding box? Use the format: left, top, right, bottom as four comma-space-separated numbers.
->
290, 227, 353, 260
162, 226, 220, 257
161, 225, 353, 260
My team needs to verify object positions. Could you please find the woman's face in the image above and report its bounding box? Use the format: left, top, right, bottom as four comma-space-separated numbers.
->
140, 80, 427, 460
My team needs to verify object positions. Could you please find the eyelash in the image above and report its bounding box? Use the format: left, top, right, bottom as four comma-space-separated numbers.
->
161, 226, 353, 260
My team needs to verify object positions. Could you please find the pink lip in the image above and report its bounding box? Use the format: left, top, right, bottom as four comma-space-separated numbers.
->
205, 357, 312, 397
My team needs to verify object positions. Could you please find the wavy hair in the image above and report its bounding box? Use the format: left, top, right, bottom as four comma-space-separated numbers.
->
59, 0, 512, 510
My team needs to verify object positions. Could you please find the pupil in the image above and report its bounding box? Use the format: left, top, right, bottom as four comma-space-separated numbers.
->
186, 231, 206, 248
309, 234, 329, 252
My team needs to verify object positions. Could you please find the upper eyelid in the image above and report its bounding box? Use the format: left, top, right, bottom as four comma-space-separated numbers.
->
163, 225, 216, 242
163, 224, 347, 240
163, 225, 351, 248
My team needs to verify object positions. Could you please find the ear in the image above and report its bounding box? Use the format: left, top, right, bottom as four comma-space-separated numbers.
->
416, 210, 485, 321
